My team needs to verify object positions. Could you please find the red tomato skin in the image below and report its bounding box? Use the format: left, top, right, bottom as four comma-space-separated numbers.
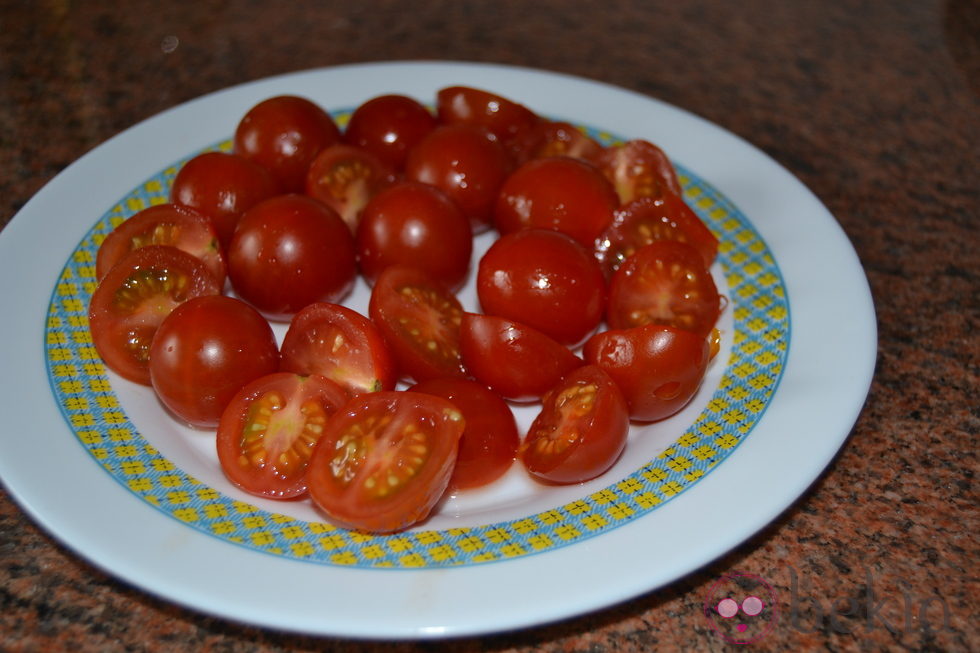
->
368, 265, 467, 383
343, 94, 436, 170
306, 391, 465, 533
459, 313, 584, 402
436, 86, 539, 143
170, 151, 280, 249
510, 120, 603, 165
96, 203, 226, 286
356, 181, 473, 291
89, 245, 222, 385
583, 324, 710, 422
304, 144, 396, 233
405, 123, 510, 233
148, 295, 280, 428
594, 139, 683, 205
227, 194, 357, 321
477, 229, 606, 347
410, 377, 518, 491
606, 239, 721, 337
521, 365, 629, 485
279, 302, 397, 396
493, 156, 618, 247
234, 95, 341, 192
216, 372, 349, 499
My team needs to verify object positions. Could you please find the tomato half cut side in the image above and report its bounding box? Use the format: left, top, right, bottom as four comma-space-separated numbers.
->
96, 203, 226, 286
607, 239, 722, 337
307, 391, 465, 533
88, 245, 222, 385
411, 377, 518, 491
510, 120, 603, 165
368, 265, 467, 383
520, 365, 629, 485
459, 313, 583, 402
217, 373, 349, 499
305, 144, 396, 233
594, 139, 683, 205
279, 302, 397, 396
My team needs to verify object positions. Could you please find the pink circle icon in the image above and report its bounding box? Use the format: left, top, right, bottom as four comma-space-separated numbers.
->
703, 573, 779, 644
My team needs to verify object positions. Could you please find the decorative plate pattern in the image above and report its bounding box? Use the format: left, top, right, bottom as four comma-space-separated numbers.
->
44, 117, 789, 570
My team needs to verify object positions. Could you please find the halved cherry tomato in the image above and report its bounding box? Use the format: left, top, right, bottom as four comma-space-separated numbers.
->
477, 229, 606, 347
234, 95, 341, 192
148, 295, 280, 428
405, 123, 510, 232
227, 194, 357, 321
216, 372, 349, 499
510, 120, 603, 165
305, 144, 396, 233
170, 151, 280, 248
607, 239, 721, 336
583, 324, 710, 422
436, 85, 539, 144
368, 265, 466, 382
343, 94, 436, 170
594, 139, 683, 205
595, 193, 719, 276
459, 313, 583, 402
356, 181, 473, 291
307, 391, 465, 533
411, 377, 518, 491
88, 245, 221, 385
493, 156, 618, 247
279, 302, 397, 396
96, 203, 226, 285
520, 365, 629, 484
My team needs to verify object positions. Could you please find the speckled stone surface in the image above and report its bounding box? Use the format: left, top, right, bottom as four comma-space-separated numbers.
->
1, 0, 977, 650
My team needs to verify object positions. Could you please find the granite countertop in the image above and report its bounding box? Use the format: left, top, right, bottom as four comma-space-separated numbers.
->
1, 1, 977, 650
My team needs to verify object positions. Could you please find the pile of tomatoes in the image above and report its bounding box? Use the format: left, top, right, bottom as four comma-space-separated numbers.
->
87, 86, 723, 534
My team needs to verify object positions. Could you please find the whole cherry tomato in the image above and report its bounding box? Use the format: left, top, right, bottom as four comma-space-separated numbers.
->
436, 85, 539, 144
305, 144, 396, 233
343, 94, 436, 170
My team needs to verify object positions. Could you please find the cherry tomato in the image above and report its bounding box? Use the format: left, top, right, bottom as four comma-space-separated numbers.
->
594, 139, 683, 205
216, 372, 349, 499
96, 203, 226, 285
170, 151, 280, 248
279, 302, 397, 396
410, 377, 518, 491
307, 391, 465, 533
510, 120, 603, 165
356, 181, 473, 291
148, 295, 280, 428
520, 365, 629, 484
459, 313, 583, 402
234, 95, 341, 192
88, 245, 221, 385
368, 265, 466, 383
436, 85, 539, 143
477, 229, 606, 346
305, 144, 396, 233
227, 194, 357, 321
343, 94, 436, 170
595, 193, 719, 276
405, 123, 510, 232
583, 324, 710, 422
607, 239, 721, 336
493, 156, 618, 247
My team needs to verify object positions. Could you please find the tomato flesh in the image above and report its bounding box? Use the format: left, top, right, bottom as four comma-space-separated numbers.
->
305, 144, 395, 233
594, 139, 683, 205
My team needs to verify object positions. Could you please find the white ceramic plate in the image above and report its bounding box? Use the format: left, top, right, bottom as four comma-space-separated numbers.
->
0, 61, 875, 638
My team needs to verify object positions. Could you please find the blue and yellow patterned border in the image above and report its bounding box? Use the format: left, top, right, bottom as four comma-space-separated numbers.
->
44, 118, 789, 569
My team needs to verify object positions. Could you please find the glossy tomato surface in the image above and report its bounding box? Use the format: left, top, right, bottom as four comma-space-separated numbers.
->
304, 144, 395, 233
521, 365, 629, 485
216, 372, 349, 499
510, 120, 603, 165
594, 139, 683, 205
436, 85, 539, 144
368, 265, 467, 382
307, 391, 465, 533
584, 324, 710, 422
279, 302, 397, 396
410, 377, 518, 491
234, 95, 341, 192
356, 181, 473, 291
343, 94, 436, 170
170, 151, 280, 248
89, 245, 221, 385
227, 194, 357, 321
477, 229, 606, 346
148, 295, 280, 428
607, 239, 721, 337
459, 313, 583, 402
